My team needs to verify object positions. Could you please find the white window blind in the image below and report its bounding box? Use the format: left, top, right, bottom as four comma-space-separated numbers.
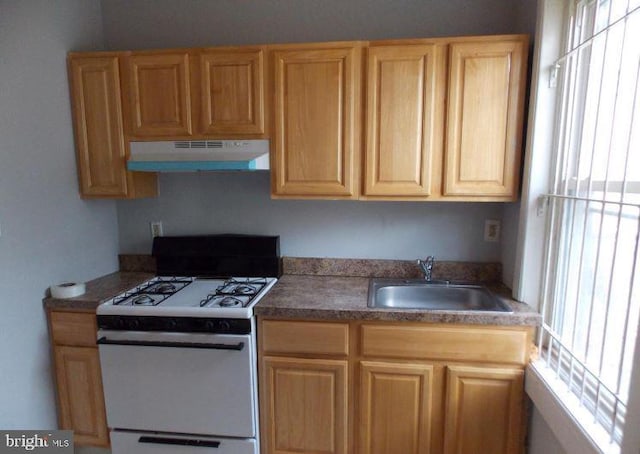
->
538, 0, 640, 447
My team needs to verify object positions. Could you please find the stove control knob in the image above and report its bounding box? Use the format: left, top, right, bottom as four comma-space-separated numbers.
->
219, 320, 231, 332
204, 320, 216, 332
116, 317, 126, 329
166, 319, 178, 330
127, 318, 140, 330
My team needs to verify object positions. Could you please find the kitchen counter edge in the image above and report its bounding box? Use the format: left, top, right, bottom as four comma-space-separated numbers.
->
43, 272, 154, 311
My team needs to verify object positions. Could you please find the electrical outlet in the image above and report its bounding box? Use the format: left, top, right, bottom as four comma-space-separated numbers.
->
484, 220, 501, 242
150, 221, 163, 238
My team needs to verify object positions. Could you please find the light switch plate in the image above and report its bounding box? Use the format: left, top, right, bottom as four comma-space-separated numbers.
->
484, 220, 501, 242
150, 221, 163, 238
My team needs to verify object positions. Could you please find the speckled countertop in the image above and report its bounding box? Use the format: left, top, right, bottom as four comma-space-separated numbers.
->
43, 272, 153, 311
43, 257, 540, 326
254, 275, 540, 326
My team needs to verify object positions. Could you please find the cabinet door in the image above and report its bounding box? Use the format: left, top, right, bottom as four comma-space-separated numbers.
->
261, 356, 348, 454
359, 361, 439, 454
126, 52, 192, 137
443, 365, 524, 454
54, 346, 109, 447
200, 49, 265, 135
69, 56, 128, 197
364, 45, 444, 197
444, 38, 527, 198
272, 46, 360, 198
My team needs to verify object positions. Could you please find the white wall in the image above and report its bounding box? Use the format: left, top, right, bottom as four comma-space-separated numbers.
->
0, 0, 119, 429
103, 0, 536, 265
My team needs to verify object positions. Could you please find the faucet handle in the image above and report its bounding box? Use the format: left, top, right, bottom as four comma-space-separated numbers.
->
417, 256, 435, 280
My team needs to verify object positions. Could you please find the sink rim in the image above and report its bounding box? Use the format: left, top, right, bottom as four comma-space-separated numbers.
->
367, 278, 513, 313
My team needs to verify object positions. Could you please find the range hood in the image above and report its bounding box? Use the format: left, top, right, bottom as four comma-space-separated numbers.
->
127, 140, 270, 172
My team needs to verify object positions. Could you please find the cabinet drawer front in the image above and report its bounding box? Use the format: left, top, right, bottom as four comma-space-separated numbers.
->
50, 311, 97, 347
261, 320, 349, 356
361, 324, 530, 365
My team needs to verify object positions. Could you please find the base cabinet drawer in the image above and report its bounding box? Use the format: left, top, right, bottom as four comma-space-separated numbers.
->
110, 431, 257, 454
361, 324, 530, 365
261, 320, 349, 356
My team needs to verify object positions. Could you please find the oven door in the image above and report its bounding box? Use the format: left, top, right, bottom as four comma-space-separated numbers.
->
110, 431, 257, 454
98, 330, 256, 437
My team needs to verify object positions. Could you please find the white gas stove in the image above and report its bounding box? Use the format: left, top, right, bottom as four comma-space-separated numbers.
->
96, 235, 280, 454
97, 275, 277, 319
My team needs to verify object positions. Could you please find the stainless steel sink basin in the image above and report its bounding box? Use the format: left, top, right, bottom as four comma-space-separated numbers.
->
367, 279, 512, 312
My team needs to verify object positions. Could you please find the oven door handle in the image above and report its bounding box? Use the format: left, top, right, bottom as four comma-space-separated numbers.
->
138, 435, 220, 448
96, 336, 245, 351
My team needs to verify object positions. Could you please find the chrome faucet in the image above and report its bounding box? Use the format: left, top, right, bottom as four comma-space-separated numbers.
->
417, 256, 435, 281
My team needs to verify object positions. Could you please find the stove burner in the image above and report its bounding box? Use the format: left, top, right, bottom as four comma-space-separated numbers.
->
150, 282, 176, 293
236, 285, 256, 295
219, 296, 243, 307
216, 278, 267, 297
133, 295, 155, 306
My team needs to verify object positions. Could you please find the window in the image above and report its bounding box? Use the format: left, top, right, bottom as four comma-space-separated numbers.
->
536, 0, 640, 449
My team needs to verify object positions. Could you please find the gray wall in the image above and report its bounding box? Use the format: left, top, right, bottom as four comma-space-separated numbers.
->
118, 173, 504, 260
528, 408, 567, 454
102, 0, 531, 49
0, 0, 119, 428
105, 0, 537, 267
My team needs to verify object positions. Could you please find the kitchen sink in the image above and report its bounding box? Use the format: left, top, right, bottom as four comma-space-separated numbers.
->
367, 279, 513, 312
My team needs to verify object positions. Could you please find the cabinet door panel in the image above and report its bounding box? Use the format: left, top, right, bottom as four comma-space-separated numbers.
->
444, 365, 524, 454
127, 53, 192, 136
69, 57, 128, 197
272, 46, 360, 197
444, 39, 526, 198
54, 346, 109, 447
364, 45, 443, 197
200, 49, 265, 134
359, 361, 437, 454
262, 356, 348, 454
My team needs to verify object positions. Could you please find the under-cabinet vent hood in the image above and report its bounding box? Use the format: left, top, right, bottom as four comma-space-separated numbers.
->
127, 140, 270, 172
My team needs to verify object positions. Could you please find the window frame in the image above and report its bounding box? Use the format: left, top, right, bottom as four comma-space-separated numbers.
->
515, 1, 640, 453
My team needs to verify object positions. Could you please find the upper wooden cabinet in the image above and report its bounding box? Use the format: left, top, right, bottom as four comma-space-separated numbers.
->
68, 35, 526, 200
68, 54, 157, 199
125, 52, 193, 137
444, 38, 527, 199
199, 49, 265, 134
123, 48, 266, 139
363, 44, 445, 198
269, 35, 528, 201
270, 44, 361, 198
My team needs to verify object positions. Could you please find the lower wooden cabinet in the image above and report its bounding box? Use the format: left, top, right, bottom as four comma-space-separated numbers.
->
444, 365, 524, 454
261, 357, 348, 454
258, 319, 532, 454
47, 310, 109, 447
359, 361, 440, 454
